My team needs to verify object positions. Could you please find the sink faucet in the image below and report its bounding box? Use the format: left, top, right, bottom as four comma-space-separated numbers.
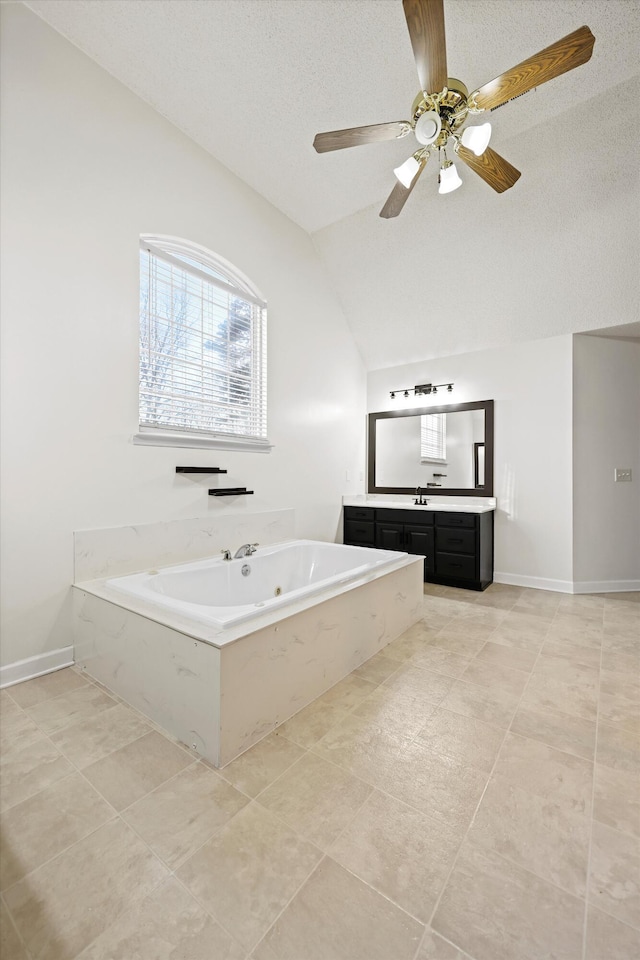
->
233, 542, 259, 559
414, 487, 429, 506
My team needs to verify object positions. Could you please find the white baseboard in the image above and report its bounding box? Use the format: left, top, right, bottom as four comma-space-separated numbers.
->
493, 572, 575, 594
0, 646, 74, 689
572, 580, 640, 595
495, 573, 640, 595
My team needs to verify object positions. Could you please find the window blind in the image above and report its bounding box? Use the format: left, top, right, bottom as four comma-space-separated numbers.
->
420, 413, 446, 461
139, 243, 267, 442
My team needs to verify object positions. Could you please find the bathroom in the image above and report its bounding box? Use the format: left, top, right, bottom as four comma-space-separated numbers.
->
2, 2, 639, 959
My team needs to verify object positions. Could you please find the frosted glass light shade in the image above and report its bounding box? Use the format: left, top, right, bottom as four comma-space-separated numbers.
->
438, 163, 462, 194
461, 122, 492, 156
394, 155, 420, 188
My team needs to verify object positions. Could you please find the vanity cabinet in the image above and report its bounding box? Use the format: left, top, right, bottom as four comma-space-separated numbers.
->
343, 506, 493, 591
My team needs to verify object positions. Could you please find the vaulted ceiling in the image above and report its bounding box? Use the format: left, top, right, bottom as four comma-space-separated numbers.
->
24, 0, 640, 367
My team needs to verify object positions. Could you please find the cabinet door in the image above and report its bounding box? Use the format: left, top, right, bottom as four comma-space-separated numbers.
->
405, 526, 435, 572
375, 522, 404, 551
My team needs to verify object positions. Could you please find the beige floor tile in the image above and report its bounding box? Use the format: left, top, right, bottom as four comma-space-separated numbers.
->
511, 593, 562, 619
277, 697, 351, 748
219, 732, 305, 796
599, 669, 640, 729
493, 610, 553, 640
23, 683, 118, 735
437, 618, 496, 642
256, 751, 372, 849
384, 622, 444, 662
176, 802, 322, 952
75, 876, 245, 959
122, 762, 249, 868
0, 707, 43, 754
0, 734, 74, 812
450, 606, 507, 628
7, 668, 88, 709
416, 929, 474, 960
533, 650, 600, 684
474, 640, 538, 673
467, 772, 590, 897
312, 710, 416, 785
352, 650, 399, 684
330, 790, 460, 922
585, 905, 640, 960
602, 633, 640, 657
558, 595, 605, 620
383, 739, 489, 831
0, 899, 28, 960
409, 645, 472, 678
352, 685, 438, 738
317, 673, 378, 711
50, 702, 152, 768
432, 842, 584, 960
597, 720, 640, 773
593, 763, 640, 838
427, 633, 487, 658
415, 707, 505, 772
547, 616, 604, 648
460, 658, 529, 698
541, 640, 602, 671
510, 703, 596, 760
441, 678, 520, 729
3, 818, 168, 960
494, 732, 594, 815
601, 648, 640, 676
0, 771, 113, 890
0, 689, 20, 715
522, 663, 598, 722
82, 730, 193, 811
255, 856, 423, 960
379, 662, 454, 707
589, 821, 640, 929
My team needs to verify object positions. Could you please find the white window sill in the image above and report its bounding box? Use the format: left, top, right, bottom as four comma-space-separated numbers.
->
133, 431, 273, 453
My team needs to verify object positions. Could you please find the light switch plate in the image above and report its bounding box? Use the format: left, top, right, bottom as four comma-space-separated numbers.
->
614, 468, 632, 482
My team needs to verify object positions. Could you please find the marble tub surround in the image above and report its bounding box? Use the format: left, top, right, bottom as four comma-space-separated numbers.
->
343, 495, 496, 514
1, 587, 639, 960
74, 508, 295, 582
73, 558, 423, 766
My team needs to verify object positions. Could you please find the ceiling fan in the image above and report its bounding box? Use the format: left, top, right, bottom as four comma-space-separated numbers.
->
313, 0, 595, 218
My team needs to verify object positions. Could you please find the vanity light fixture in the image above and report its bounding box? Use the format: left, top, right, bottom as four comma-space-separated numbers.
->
389, 382, 454, 399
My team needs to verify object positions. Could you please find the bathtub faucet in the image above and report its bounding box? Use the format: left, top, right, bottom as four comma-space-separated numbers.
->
233, 542, 259, 559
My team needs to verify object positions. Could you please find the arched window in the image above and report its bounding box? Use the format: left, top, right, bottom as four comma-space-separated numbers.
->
136, 235, 268, 450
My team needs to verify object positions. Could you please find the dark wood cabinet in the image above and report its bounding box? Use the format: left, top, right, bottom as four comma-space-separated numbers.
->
344, 505, 493, 591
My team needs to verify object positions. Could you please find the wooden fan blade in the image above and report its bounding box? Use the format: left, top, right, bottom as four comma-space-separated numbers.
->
471, 25, 595, 112
457, 145, 521, 193
313, 121, 411, 153
379, 157, 428, 219
403, 0, 448, 95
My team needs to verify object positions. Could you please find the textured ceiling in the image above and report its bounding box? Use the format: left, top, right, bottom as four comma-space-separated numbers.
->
20, 0, 640, 369
23, 0, 640, 233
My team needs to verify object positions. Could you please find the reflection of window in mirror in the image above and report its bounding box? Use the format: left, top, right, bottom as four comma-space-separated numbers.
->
420, 414, 446, 462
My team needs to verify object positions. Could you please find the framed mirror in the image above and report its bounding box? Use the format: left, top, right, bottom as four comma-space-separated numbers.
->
368, 399, 494, 497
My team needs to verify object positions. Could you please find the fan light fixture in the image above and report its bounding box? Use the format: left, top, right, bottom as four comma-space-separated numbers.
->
393, 154, 421, 188
438, 161, 462, 194
460, 122, 492, 156
414, 110, 442, 146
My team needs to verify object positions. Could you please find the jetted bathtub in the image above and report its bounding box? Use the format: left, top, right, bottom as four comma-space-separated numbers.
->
74, 536, 424, 765
106, 539, 407, 628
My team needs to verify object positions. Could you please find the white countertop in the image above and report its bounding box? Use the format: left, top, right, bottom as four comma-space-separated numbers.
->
343, 496, 496, 514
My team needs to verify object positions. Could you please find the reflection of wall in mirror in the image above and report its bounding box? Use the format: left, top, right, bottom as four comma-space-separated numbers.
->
376, 410, 484, 489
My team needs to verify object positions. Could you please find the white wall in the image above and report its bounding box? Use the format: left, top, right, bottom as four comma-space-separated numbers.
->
368, 336, 575, 589
573, 335, 640, 590
0, 4, 366, 669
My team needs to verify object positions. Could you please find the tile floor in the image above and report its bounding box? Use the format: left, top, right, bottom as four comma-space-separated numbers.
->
1, 583, 639, 960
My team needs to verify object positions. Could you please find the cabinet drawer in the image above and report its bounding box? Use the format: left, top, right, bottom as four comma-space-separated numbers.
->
435, 512, 476, 529
344, 519, 375, 544
344, 506, 375, 521
436, 528, 476, 555
436, 552, 476, 580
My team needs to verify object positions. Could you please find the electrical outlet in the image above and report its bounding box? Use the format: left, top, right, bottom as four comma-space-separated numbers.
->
614, 468, 632, 482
